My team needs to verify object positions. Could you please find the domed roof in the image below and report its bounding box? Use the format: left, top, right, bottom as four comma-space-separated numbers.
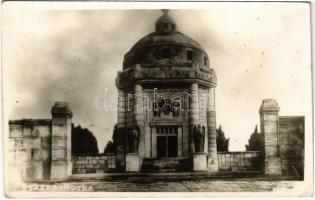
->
123, 10, 209, 69
129, 31, 204, 53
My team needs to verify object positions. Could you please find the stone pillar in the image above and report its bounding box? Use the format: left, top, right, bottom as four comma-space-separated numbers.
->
260, 99, 282, 175
134, 84, 144, 129
189, 83, 208, 171
125, 83, 143, 172
116, 89, 126, 172
189, 83, 199, 155
207, 88, 219, 172
117, 89, 126, 128
134, 84, 144, 154
50, 102, 73, 181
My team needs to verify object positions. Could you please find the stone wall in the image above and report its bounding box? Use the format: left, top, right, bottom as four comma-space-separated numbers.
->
8, 119, 52, 182
8, 99, 304, 180
218, 151, 262, 172
279, 116, 304, 179
72, 154, 116, 174
8, 102, 73, 183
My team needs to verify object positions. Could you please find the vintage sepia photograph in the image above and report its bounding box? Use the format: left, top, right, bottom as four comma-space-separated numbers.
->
3, 1, 313, 197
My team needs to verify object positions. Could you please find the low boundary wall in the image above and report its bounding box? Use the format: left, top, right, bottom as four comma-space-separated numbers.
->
72, 153, 116, 174
218, 151, 262, 172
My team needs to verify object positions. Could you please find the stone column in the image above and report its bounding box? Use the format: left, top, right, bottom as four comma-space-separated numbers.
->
50, 102, 73, 181
116, 89, 126, 172
189, 83, 199, 155
260, 99, 282, 175
117, 89, 126, 128
207, 88, 219, 172
190, 83, 208, 171
126, 84, 143, 172
134, 84, 144, 154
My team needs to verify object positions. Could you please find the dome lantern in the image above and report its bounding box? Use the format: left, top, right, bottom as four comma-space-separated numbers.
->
155, 9, 176, 32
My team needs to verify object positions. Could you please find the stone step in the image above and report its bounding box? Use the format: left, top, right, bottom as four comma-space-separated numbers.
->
141, 158, 191, 172
70, 171, 266, 182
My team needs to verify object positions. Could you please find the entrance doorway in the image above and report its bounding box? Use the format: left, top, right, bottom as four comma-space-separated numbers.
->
156, 126, 178, 158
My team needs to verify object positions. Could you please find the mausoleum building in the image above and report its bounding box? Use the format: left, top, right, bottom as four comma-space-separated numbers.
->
115, 10, 218, 172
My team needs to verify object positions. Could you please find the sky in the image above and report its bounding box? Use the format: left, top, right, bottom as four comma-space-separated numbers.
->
3, 3, 311, 152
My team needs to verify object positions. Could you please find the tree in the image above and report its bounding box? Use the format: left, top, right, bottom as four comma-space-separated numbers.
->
216, 125, 229, 151
103, 125, 120, 154
245, 125, 262, 151
104, 140, 116, 153
71, 124, 99, 154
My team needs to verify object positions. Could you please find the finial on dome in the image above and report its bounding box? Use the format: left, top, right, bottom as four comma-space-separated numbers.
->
162, 9, 169, 15
155, 9, 176, 32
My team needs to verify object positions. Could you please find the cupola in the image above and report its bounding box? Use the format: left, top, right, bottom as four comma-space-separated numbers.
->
155, 9, 176, 32
123, 10, 210, 70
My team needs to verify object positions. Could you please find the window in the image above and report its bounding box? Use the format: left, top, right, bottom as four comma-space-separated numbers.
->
159, 24, 164, 31
187, 50, 193, 61
204, 57, 208, 66
157, 126, 178, 136
162, 48, 171, 59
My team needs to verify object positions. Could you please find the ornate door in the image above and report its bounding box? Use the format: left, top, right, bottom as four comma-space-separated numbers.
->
156, 126, 178, 158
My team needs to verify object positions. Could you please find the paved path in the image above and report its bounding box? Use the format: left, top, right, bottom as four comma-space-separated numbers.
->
16, 180, 295, 192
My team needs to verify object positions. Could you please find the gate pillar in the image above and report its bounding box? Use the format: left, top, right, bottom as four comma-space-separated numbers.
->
260, 99, 282, 175
50, 102, 73, 181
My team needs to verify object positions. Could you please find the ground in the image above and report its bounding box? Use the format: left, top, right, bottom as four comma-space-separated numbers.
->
10, 179, 296, 193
